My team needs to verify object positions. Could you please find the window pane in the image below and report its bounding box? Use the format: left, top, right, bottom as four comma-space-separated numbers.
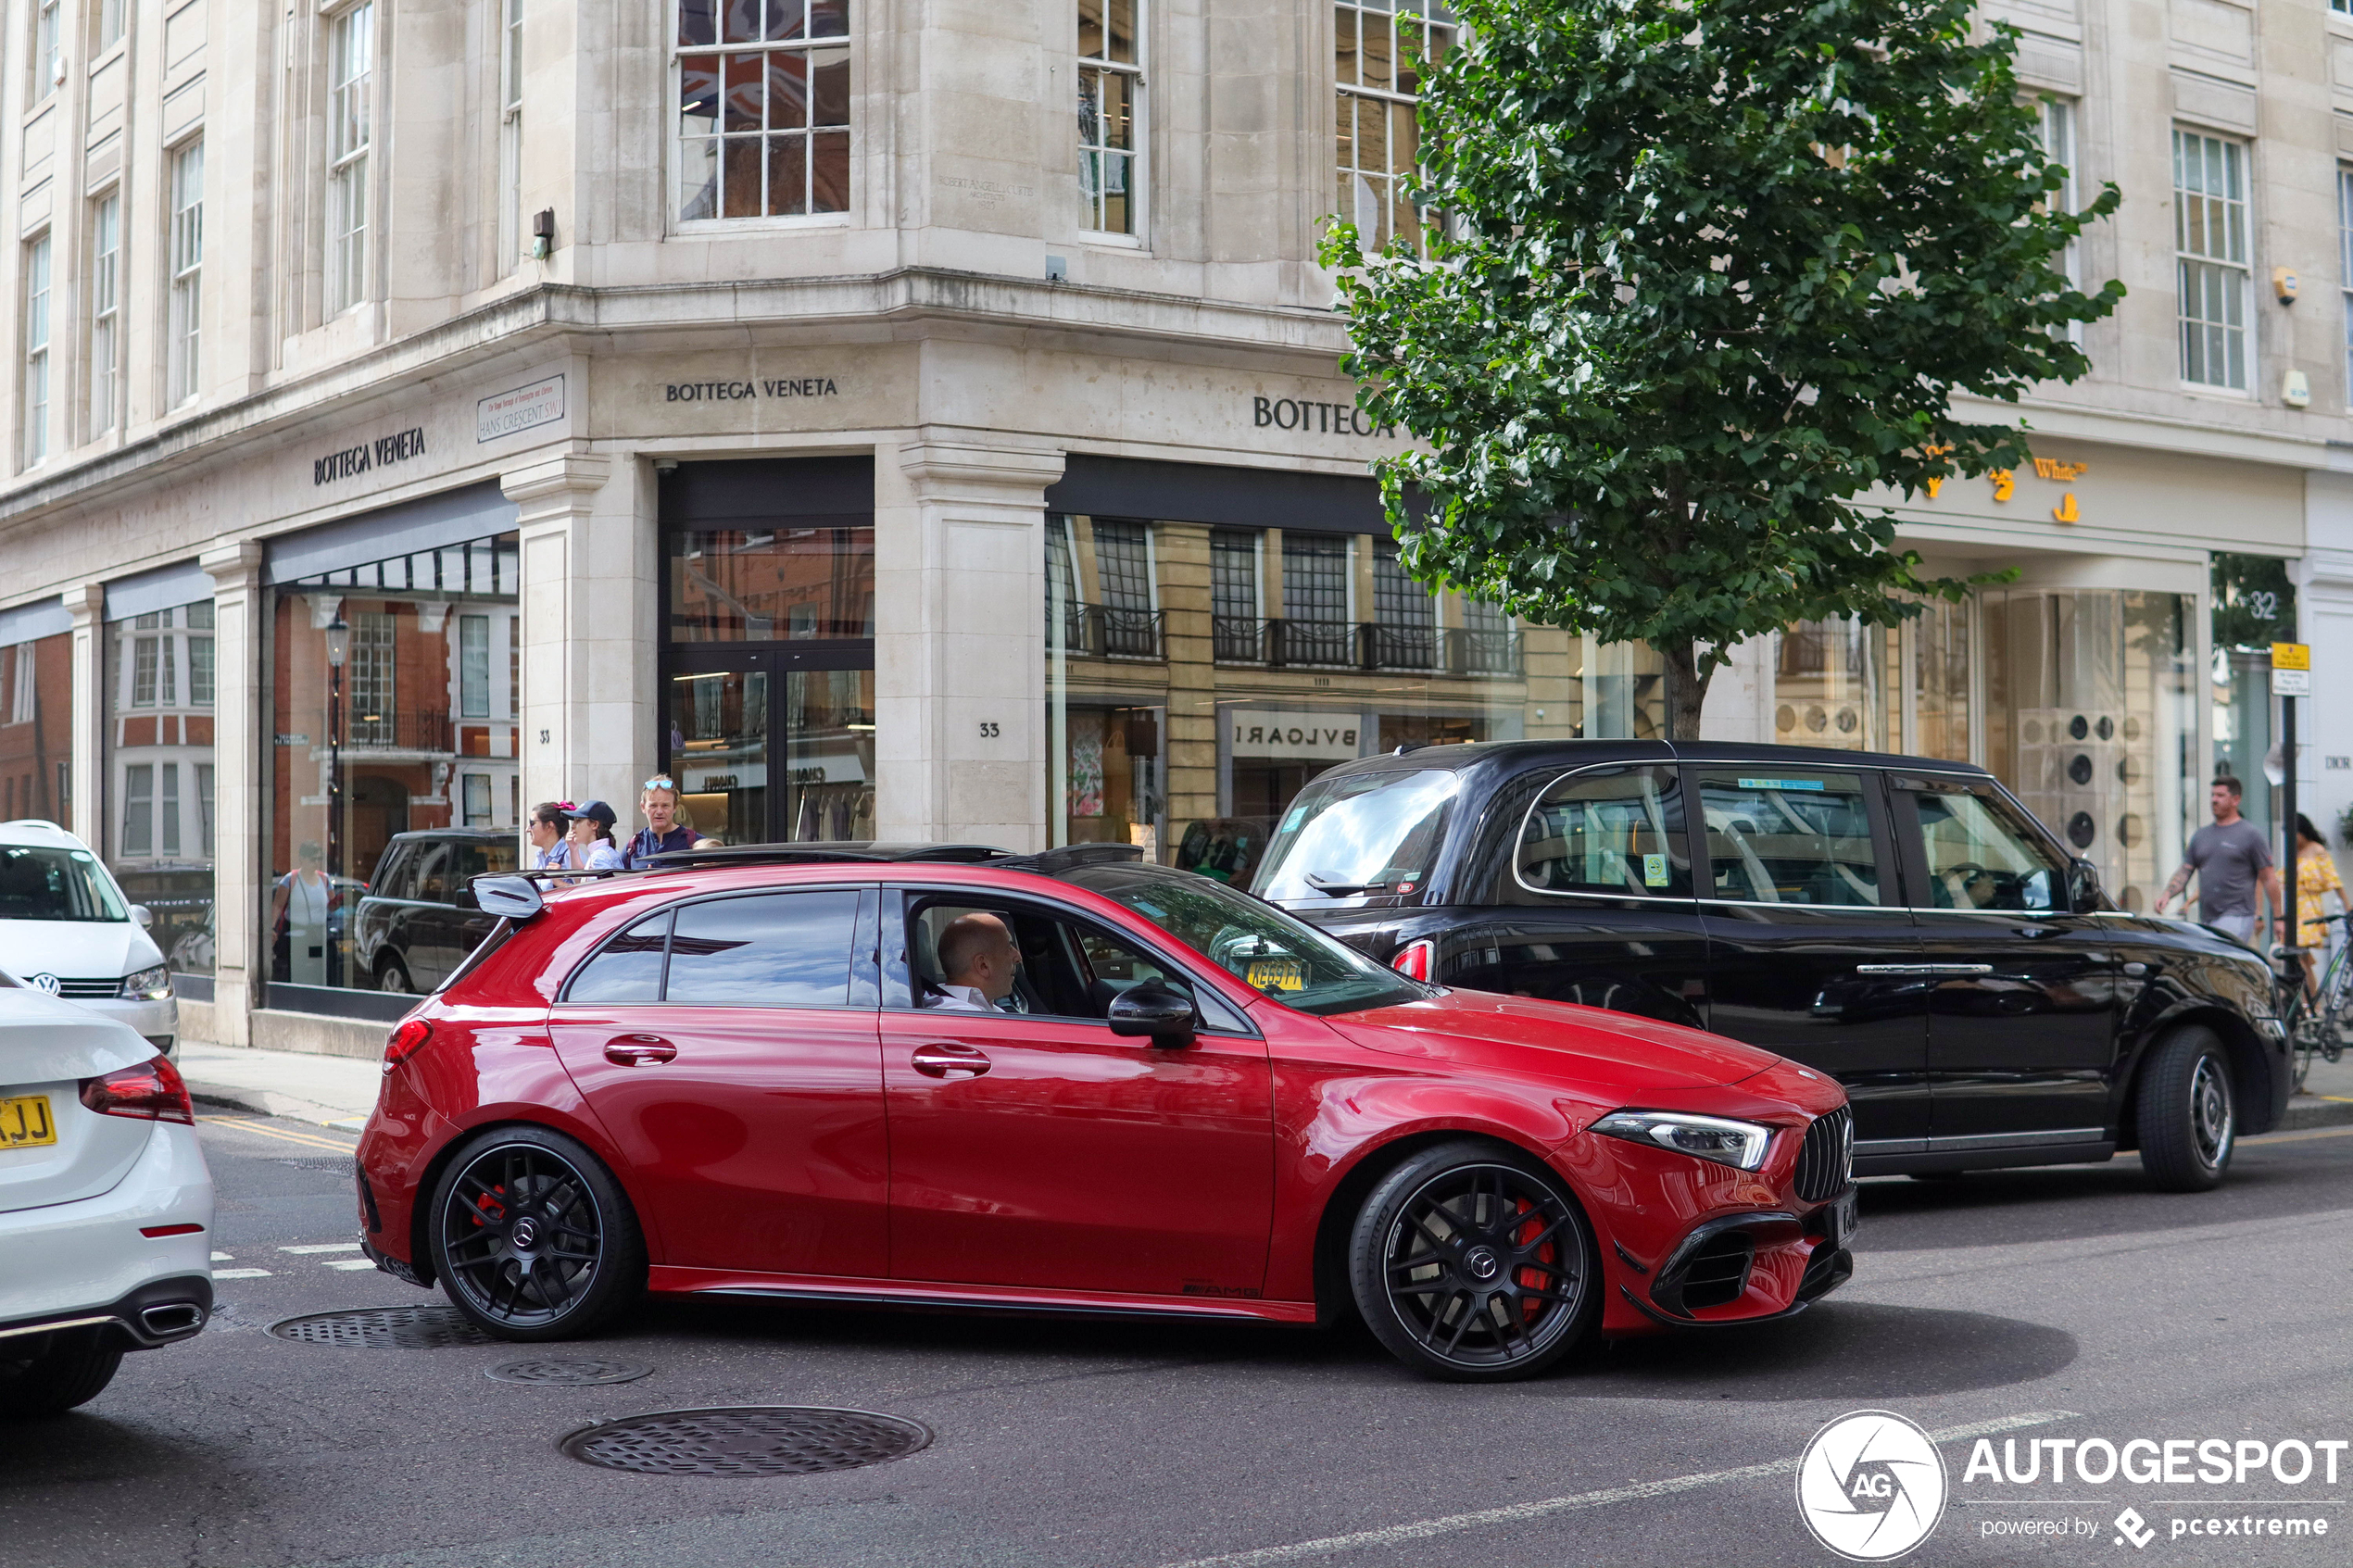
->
459, 615, 490, 718
1516, 766, 1691, 897
724, 52, 764, 131
1079, 0, 1105, 58
765, 50, 809, 129
1335, 6, 1358, 84
1103, 0, 1136, 63
569, 912, 671, 1003
123, 764, 153, 856
767, 133, 809, 215
1700, 771, 1881, 906
668, 526, 875, 640
763, 0, 804, 40
679, 0, 716, 47
810, 47, 849, 126
665, 891, 861, 1006
723, 138, 764, 217
1362, 10, 1391, 90
722, 0, 761, 44
809, 0, 848, 37
1911, 788, 2063, 911
679, 135, 720, 221
810, 131, 849, 212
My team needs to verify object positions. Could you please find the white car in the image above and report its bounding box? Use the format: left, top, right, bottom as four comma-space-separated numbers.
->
0, 821, 179, 1055
0, 975, 213, 1417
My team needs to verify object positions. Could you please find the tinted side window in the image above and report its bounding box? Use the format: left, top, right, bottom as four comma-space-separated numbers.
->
1909, 787, 2065, 911
453, 841, 519, 881
666, 891, 862, 1007
412, 844, 452, 904
372, 845, 413, 902
1698, 771, 1881, 907
1516, 766, 1691, 897
908, 899, 1188, 1022
566, 911, 671, 1003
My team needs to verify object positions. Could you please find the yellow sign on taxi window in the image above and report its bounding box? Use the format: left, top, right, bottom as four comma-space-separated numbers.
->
2272, 643, 2310, 671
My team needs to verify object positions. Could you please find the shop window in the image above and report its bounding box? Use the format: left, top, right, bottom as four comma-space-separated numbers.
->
674, 0, 851, 222
1982, 589, 2193, 914
103, 598, 216, 980
669, 524, 873, 641
1772, 616, 1895, 752
327, 2, 374, 314
2173, 128, 2248, 391
270, 533, 521, 997
1334, 0, 1453, 253
1077, 0, 1141, 237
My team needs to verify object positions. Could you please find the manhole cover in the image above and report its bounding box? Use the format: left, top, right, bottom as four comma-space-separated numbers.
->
488, 1357, 653, 1386
560, 1406, 932, 1476
267, 1306, 494, 1348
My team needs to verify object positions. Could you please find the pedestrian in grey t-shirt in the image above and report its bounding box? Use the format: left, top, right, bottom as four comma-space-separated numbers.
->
2158, 775, 2281, 945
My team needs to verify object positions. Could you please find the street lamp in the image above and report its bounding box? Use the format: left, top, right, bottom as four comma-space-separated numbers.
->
324, 619, 347, 987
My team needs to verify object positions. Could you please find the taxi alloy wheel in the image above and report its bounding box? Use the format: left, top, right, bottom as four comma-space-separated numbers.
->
1348, 1140, 1599, 1382
429, 1126, 646, 1341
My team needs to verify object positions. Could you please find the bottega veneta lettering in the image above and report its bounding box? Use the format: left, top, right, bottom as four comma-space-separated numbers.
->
1252, 395, 1394, 438
312, 427, 427, 486
665, 378, 840, 401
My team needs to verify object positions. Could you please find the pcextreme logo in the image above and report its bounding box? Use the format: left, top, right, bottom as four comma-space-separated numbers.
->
1796, 1411, 1951, 1562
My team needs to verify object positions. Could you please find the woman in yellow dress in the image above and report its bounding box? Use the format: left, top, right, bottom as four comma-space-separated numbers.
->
2293, 813, 2348, 998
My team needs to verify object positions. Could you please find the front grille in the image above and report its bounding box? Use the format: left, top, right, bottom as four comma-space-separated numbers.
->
51, 976, 122, 998
1668, 1234, 1755, 1311
1793, 1107, 1853, 1203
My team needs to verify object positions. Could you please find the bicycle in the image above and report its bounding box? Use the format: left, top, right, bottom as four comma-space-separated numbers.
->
2272, 909, 2353, 1097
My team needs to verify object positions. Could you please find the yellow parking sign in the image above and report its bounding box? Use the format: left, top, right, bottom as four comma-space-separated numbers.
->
2272, 642, 2310, 671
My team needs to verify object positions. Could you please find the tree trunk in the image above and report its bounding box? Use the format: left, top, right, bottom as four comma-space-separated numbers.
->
1658, 638, 1715, 742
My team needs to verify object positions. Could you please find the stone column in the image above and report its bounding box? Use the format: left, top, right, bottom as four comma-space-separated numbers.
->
1157, 522, 1218, 849
879, 438, 1065, 848
504, 450, 650, 823
65, 583, 105, 847
199, 542, 266, 1047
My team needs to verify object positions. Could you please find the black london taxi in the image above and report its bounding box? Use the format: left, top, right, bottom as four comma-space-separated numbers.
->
1252, 741, 2285, 1193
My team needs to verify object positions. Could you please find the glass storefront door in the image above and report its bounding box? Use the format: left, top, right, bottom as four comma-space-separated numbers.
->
665, 654, 875, 846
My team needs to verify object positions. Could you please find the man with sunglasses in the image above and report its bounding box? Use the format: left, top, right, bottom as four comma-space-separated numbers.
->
622, 776, 699, 869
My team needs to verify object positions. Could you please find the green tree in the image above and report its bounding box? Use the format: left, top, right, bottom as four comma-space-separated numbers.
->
1324, 0, 2123, 738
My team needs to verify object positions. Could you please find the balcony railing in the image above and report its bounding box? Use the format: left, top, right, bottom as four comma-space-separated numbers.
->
341, 708, 454, 753
1050, 605, 1165, 660
1213, 618, 1524, 677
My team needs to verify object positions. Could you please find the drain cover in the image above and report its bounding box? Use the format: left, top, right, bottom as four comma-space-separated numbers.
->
488, 1357, 653, 1386
560, 1406, 932, 1476
267, 1306, 494, 1348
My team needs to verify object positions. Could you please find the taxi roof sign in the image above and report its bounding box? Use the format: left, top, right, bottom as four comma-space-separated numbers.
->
2272, 642, 2310, 671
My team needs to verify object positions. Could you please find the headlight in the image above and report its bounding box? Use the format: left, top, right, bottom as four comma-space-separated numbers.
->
122, 964, 172, 1001
1590, 1109, 1775, 1172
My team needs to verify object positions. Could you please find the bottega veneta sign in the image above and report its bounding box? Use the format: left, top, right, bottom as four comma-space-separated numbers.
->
664, 377, 840, 402
313, 427, 427, 486
1252, 395, 1396, 438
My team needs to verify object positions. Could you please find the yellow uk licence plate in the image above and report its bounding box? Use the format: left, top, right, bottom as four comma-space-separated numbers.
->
1246, 959, 1305, 993
1, 1094, 57, 1149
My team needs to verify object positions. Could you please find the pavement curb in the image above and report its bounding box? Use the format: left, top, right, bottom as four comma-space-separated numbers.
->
186, 1081, 371, 1134
2277, 1095, 2353, 1132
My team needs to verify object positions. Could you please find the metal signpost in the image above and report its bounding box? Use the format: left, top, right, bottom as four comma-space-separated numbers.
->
2273, 641, 2310, 971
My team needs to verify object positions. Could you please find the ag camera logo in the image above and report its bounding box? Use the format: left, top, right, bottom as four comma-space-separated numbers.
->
1796, 1411, 1949, 1561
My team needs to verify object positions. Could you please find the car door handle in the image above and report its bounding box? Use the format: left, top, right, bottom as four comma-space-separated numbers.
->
2013, 924, 2066, 940
1854, 963, 1994, 975
604, 1035, 677, 1066
912, 1043, 991, 1079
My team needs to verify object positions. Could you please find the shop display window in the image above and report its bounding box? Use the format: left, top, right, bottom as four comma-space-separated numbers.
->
267, 534, 520, 999
103, 602, 215, 981
0, 633, 71, 829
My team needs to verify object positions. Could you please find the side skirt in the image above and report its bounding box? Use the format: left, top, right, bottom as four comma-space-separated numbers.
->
647, 1265, 1321, 1326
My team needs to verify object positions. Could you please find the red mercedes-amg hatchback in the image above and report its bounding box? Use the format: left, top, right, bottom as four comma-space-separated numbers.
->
354, 844, 1855, 1381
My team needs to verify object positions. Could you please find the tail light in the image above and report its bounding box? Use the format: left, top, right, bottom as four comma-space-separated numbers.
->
384, 1018, 433, 1074
1390, 938, 1436, 984
81, 1056, 195, 1125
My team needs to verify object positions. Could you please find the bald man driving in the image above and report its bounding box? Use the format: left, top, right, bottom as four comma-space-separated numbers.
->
927, 912, 1020, 1011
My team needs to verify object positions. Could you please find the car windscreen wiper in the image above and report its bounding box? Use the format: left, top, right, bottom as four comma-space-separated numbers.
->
1303, 872, 1390, 897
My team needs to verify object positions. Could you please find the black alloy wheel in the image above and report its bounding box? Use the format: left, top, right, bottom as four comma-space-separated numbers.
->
1348, 1140, 1599, 1382
2136, 1024, 2236, 1193
428, 1126, 646, 1341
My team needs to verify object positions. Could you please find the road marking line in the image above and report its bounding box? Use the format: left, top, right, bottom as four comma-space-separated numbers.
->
196, 1115, 359, 1154
278, 1242, 362, 1254
327, 1116, 370, 1133
321, 1258, 379, 1271
1156, 1411, 2079, 1568
209, 1251, 233, 1261
2244, 1124, 2353, 1146
213, 1268, 272, 1279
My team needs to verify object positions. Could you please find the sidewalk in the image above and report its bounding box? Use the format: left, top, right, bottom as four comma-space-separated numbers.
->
176, 1040, 382, 1131
2284, 1050, 2353, 1132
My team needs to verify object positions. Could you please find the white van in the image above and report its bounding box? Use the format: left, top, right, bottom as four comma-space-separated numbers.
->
0, 822, 177, 1056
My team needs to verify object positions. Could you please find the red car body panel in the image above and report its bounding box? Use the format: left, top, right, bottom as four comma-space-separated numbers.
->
355, 861, 1852, 1337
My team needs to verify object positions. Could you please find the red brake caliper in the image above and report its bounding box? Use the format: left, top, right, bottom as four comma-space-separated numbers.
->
1513, 1201, 1552, 1321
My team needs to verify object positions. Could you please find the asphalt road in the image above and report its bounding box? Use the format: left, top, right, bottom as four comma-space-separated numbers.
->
5, 1115, 2350, 1568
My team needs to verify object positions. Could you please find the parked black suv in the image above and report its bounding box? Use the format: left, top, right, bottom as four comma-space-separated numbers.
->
352, 830, 519, 994
1254, 741, 2285, 1191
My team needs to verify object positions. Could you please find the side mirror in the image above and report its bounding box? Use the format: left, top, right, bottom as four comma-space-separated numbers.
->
2067, 859, 2102, 915
1107, 980, 1198, 1046
129, 904, 153, 928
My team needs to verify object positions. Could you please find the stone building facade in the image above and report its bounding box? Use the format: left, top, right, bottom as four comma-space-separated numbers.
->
0, 0, 2347, 1053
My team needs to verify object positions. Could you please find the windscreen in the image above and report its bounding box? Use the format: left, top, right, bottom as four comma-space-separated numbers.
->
1252, 768, 1459, 904
1058, 862, 1429, 1016
0, 845, 131, 923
